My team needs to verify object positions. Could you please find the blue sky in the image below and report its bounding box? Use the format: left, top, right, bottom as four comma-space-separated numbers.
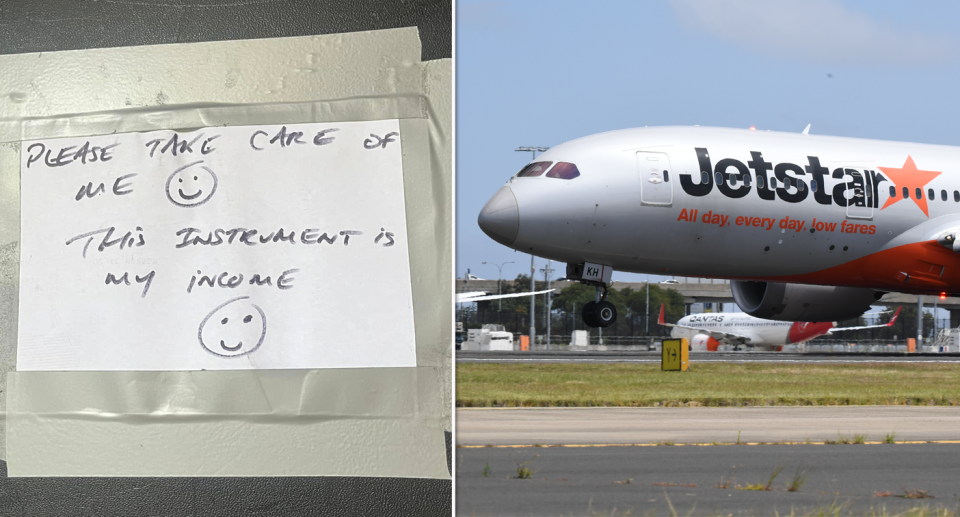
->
456, 0, 960, 292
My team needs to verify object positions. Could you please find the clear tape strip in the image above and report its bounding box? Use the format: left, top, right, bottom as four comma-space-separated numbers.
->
7, 367, 441, 418
0, 93, 426, 143
7, 367, 449, 478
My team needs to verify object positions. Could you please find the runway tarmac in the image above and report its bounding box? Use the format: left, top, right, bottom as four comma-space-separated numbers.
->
457, 443, 960, 515
457, 351, 960, 364
456, 407, 960, 515
457, 407, 960, 446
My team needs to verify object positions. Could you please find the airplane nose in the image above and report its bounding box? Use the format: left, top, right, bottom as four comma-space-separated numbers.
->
478, 187, 519, 246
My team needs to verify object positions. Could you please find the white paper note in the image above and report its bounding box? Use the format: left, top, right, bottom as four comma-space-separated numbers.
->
18, 120, 416, 371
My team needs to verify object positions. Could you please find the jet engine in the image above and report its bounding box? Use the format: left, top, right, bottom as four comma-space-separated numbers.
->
730, 281, 883, 322
690, 334, 720, 352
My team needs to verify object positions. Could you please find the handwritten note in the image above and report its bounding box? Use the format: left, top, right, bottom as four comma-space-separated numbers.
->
17, 120, 416, 371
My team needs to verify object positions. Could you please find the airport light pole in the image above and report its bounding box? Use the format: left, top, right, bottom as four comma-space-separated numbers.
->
645, 277, 650, 335
530, 255, 536, 346
516, 147, 548, 347
515, 146, 550, 160
573, 302, 576, 332
481, 261, 513, 318
540, 260, 554, 347
918, 295, 923, 347
934, 296, 939, 345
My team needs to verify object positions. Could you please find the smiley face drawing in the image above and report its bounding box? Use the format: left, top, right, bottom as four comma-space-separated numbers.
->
165, 160, 218, 207
198, 296, 267, 358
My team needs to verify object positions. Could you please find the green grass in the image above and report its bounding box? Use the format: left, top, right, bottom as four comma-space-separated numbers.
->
585, 498, 960, 516
736, 463, 784, 491
787, 465, 812, 492
513, 457, 536, 479
514, 464, 533, 479
456, 362, 960, 407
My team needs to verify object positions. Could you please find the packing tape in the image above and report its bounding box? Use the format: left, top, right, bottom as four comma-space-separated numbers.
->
0, 29, 450, 478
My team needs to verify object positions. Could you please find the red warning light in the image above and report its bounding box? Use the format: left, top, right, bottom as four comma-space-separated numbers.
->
941, 292, 947, 299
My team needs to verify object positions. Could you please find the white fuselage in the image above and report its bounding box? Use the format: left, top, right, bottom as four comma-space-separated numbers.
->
479, 126, 960, 295
669, 313, 833, 346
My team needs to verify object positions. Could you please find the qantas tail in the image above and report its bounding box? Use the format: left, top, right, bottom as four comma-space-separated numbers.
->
885, 306, 902, 326
658, 304, 665, 325
830, 306, 903, 333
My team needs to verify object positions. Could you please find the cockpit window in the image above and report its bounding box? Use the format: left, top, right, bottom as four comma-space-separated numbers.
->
546, 162, 581, 180
516, 161, 553, 177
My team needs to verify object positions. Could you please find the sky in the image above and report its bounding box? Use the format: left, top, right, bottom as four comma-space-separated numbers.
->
455, 0, 960, 315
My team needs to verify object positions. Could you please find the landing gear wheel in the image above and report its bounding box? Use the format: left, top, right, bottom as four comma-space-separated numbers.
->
582, 301, 600, 328
594, 300, 617, 327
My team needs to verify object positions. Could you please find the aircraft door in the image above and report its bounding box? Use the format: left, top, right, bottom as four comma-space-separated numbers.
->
841, 167, 874, 219
637, 151, 673, 206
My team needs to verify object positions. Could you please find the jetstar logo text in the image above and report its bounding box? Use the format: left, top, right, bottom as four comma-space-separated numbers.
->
679, 148, 887, 209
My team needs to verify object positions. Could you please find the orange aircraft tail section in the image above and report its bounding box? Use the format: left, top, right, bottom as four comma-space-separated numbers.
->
658, 304, 666, 325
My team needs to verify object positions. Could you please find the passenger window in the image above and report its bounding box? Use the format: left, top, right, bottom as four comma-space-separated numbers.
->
916, 188, 922, 200
545, 162, 581, 180
903, 187, 909, 199
889, 186, 896, 198
955, 191, 959, 202
743, 174, 751, 187
730, 175, 738, 186
798, 180, 805, 192
715, 172, 724, 185
811, 179, 818, 192
701, 171, 709, 184
517, 161, 552, 177
757, 175, 765, 189
663, 170, 670, 182
928, 188, 935, 200
770, 177, 778, 189
942, 189, 948, 201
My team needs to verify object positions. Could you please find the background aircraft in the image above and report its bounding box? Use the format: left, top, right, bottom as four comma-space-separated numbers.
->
658, 305, 901, 351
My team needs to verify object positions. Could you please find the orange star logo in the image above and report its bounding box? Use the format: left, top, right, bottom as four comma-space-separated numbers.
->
878, 156, 942, 217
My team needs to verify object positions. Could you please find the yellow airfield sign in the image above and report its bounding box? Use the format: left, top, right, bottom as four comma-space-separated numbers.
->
662, 338, 689, 371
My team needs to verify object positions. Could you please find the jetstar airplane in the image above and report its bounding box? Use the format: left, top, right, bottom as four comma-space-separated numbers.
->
478, 126, 960, 327
657, 304, 901, 351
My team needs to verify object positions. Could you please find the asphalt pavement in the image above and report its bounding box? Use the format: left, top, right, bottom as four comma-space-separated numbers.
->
456, 443, 960, 515
456, 407, 960, 446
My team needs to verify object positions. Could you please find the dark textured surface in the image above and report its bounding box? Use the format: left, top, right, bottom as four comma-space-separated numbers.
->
0, 0, 451, 515
458, 444, 960, 516
0, 0, 451, 61
0, 461, 451, 517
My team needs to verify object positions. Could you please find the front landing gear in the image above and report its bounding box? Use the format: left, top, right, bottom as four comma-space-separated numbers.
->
567, 262, 617, 328
582, 301, 599, 327
582, 285, 617, 328
594, 300, 617, 326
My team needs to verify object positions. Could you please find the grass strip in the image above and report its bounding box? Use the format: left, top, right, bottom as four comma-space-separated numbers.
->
456, 362, 960, 407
